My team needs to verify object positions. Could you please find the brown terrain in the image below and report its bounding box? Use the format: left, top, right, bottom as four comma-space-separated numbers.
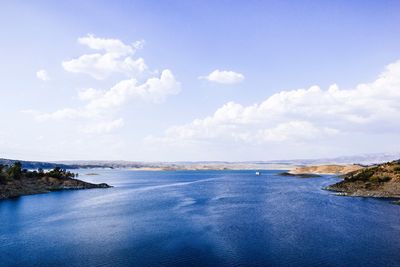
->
0, 176, 111, 200
326, 160, 400, 199
289, 164, 364, 175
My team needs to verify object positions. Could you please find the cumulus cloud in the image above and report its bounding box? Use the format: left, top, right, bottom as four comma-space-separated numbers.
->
254, 121, 339, 142
151, 60, 400, 147
62, 34, 147, 80
200, 69, 244, 84
29, 69, 180, 123
78, 88, 104, 101
77, 34, 138, 54
86, 69, 180, 110
36, 69, 50, 81
80, 119, 124, 134
26, 35, 180, 134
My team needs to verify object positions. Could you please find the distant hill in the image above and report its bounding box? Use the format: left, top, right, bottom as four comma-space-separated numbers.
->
54, 153, 400, 168
0, 158, 74, 170
289, 164, 364, 175
265, 152, 400, 165
1, 152, 399, 170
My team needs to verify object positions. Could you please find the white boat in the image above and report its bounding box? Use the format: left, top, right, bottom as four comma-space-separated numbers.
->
255, 171, 261, 176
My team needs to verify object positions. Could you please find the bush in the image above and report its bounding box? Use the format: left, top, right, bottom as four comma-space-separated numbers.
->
25, 171, 38, 179
369, 175, 391, 183
45, 167, 75, 179
354, 167, 377, 181
0, 163, 76, 181
0, 174, 7, 184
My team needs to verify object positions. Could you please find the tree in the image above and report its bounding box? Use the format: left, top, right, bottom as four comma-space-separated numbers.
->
0, 164, 7, 184
7, 162, 22, 180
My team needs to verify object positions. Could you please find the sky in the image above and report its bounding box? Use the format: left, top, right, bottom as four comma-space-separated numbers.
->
1, 0, 400, 161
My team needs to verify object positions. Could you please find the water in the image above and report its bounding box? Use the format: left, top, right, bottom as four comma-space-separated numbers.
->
0, 169, 399, 267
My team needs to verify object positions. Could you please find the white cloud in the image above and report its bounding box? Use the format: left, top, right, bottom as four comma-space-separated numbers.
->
151, 60, 400, 148
28, 69, 180, 128
62, 34, 147, 80
78, 88, 104, 101
86, 69, 180, 110
36, 69, 50, 81
80, 119, 124, 134
26, 35, 180, 135
77, 34, 136, 55
254, 121, 339, 142
200, 69, 244, 84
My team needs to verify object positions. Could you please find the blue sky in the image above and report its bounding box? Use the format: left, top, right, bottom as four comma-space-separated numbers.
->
1, 0, 400, 161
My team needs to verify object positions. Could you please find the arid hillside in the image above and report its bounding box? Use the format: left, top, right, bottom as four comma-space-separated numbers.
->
289, 164, 364, 175
326, 160, 400, 198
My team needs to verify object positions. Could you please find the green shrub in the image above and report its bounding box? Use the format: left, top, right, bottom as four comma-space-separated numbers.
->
354, 167, 377, 181
0, 174, 7, 184
7, 162, 22, 180
369, 175, 391, 183
45, 167, 75, 179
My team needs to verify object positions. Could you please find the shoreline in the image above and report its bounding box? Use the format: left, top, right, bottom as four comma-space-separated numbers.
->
0, 177, 111, 200
322, 160, 400, 203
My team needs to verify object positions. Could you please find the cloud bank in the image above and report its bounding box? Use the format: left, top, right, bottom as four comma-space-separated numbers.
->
150, 60, 400, 155
62, 34, 147, 80
27, 35, 180, 134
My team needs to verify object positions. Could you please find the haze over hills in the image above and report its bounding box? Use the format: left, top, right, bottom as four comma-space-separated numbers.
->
263, 152, 400, 166
51, 152, 400, 168
0, 158, 73, 169
2, 152, 399, 170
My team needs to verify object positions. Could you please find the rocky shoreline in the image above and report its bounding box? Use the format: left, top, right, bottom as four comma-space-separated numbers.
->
325, 160, 400, 202
279, 172, 322, 178
324, 181, 400, 198
284, 161, 400, 204
0, 176, 111, 200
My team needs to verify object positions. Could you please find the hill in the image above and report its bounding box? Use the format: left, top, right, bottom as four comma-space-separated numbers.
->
289, 164, 364, 175
326, 160, 400, 198
0, 158, 74, 169
0, 163, 111, 200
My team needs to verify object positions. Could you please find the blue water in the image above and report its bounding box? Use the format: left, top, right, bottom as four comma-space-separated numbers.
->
0, 169, 399, 267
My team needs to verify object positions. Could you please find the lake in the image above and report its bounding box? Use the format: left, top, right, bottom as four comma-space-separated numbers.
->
0, 169, 399, 266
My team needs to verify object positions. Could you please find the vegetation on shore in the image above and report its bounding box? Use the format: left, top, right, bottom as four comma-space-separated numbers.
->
279, 172, 321, 178
0, 162, 77, 184
326, 160, 400, 200
0, 162, 111, 200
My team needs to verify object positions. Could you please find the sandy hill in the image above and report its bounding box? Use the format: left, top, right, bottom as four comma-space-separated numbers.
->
289, 164, 364, 175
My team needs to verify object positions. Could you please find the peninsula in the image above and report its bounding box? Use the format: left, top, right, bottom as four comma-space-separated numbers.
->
0, 162, 111, 200
326, 160, 400, 199
289, 164, 364, 175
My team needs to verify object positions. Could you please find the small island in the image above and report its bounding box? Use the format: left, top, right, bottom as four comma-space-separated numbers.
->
0, 162, 111, 200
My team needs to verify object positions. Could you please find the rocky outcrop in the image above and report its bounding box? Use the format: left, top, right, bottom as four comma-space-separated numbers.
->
325, 160, 400, 199
280, 172, 322, 178
0, 176, 111, 200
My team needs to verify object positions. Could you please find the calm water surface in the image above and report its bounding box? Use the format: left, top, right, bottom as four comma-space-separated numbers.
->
0, 169, 399, 266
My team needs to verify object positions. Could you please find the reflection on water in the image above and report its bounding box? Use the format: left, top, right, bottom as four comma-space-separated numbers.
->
1, 169, 399, 267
